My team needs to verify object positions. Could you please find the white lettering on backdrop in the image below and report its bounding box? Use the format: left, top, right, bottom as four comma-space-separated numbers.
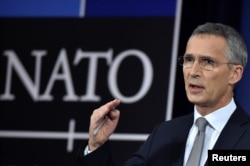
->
0, 49, 153, 103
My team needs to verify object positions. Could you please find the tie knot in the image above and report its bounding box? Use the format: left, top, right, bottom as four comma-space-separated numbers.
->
196, 117, 207, 131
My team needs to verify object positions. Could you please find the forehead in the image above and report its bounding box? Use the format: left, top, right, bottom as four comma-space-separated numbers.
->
185, 34, 227, 59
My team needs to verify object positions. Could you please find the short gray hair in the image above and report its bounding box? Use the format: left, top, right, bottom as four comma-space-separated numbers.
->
190, 22, 248, 69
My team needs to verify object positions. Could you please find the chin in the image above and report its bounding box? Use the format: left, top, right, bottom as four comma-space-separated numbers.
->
187, 96, 205, 105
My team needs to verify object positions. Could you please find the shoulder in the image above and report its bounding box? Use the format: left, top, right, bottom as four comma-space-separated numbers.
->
150, 113, 194, 137
232, 105, 250, 128
160, 113, 193, 128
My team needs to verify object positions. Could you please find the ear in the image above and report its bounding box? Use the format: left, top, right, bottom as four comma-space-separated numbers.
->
229, 65, 243, 85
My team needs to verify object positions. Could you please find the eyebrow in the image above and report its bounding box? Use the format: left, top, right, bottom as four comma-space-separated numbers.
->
184, 53, 214, 59
183, 53, 193, 57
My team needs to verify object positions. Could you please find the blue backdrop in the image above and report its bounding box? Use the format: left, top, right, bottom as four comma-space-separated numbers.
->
0, 0, 176, 17
235, 0, 250, 114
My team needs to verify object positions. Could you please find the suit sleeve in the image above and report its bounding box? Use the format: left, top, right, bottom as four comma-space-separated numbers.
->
76, 139, 147, 166
77, 141, 114, 166
76, 130, 156, 166
123, 124, 161, 166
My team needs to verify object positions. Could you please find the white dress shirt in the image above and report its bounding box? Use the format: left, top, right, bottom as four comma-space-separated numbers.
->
183, 98, 236, 166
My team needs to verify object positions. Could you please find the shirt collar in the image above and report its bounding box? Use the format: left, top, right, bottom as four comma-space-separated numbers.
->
194, 98, 236, 132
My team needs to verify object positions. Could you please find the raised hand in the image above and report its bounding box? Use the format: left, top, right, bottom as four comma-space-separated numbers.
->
88, 99, 121, 151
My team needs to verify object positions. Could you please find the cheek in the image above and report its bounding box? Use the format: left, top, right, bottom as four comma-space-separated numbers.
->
206, 73, 230, 94
183, 72, 189, 87
183, 69, 188, 81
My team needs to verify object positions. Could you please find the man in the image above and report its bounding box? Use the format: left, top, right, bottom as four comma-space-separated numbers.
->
78, 23, 250, 166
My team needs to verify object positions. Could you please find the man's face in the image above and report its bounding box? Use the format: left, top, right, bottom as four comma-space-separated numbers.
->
183, 34, 235, 111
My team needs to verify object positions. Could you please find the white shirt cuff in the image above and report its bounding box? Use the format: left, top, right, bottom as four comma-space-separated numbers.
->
84, 145, 92, 155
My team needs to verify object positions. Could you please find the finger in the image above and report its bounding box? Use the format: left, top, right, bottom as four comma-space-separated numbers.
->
104, 99, 120, 112
91, 99, 120, 129
108, 108, 120, 120
95, 99, 120, 118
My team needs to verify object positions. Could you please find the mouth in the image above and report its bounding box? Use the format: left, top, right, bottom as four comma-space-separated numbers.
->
188, 83, 204, 93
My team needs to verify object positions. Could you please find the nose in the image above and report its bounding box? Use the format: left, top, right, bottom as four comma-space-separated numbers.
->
189, 60, 201, 77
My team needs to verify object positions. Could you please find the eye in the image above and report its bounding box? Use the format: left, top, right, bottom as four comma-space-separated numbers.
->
184, 56, 194, 62
201, 58, 215, 65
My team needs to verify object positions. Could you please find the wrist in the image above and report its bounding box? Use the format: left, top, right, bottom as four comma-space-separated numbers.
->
84, 145, 92, 155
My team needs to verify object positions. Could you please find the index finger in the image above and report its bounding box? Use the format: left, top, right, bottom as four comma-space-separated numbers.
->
95, 99, 120, 118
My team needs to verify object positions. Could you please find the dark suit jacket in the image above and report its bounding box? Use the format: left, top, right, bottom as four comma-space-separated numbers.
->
78, 106, 250, 166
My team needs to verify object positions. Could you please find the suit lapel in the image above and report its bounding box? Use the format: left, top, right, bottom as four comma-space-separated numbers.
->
213, 107, 249, 149
204, 107, 249, 166
178, 114, 194, 165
